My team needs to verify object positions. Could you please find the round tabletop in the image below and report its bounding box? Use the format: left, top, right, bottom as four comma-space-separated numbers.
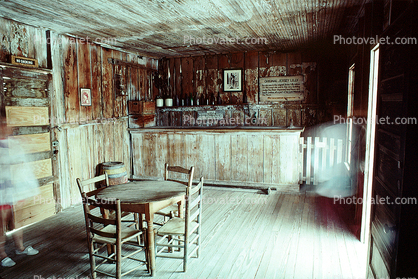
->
96, 180, 186, 204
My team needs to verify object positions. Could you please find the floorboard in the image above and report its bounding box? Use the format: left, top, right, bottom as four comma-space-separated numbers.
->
0, 187, 367, 279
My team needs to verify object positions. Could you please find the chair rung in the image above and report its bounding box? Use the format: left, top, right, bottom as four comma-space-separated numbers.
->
156, 254, 184, 259
189, 245, 199, 258
156, 242, 184, 248
121, 264, 147, 277
95, 269, 114, 277
189, 234, 199, 245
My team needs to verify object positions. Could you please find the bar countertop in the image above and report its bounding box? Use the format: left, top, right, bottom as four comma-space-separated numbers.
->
129, 126, 305, 133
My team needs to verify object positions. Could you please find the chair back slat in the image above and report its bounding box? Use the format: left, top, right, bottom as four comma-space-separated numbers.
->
89, 227, 118, 239
164, 164, 195, 188
185, 177, 203, 229
166, 165, 191, 174
77, 173, 109, 197
87, 213, 117, 226
82, 192, 122, 241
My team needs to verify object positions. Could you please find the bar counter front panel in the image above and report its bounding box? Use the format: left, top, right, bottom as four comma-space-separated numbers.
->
130, 127, 303, 192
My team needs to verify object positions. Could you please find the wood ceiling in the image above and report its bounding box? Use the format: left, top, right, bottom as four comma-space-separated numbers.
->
0, 0, 366, 58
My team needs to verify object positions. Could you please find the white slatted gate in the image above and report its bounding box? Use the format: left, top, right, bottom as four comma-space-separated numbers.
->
299, 137, 345, 185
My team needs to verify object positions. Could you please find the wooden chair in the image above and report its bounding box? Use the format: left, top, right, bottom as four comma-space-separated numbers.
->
82, 193, 148, 278
76, 175, 140, 227
154, 164, 195, 224
155, 176, 203, 272
76, 173, 109, 200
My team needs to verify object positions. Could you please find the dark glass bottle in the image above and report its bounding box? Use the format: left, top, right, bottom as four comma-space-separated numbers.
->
209, 93, 215, 105
217, 93, 222, 105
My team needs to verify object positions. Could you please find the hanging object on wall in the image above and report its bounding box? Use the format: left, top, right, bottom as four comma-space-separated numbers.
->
259, 75, 305, 102
114, 65, 127, 97
80, 88, 91, 106
11, 56, 38, 68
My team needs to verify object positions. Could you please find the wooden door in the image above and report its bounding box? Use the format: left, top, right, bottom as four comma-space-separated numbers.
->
367, 5, 418, 277
0, 64, 57, 228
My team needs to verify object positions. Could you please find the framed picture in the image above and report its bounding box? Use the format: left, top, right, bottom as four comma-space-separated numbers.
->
80, 88, 92, 106
223, 69, 242, 92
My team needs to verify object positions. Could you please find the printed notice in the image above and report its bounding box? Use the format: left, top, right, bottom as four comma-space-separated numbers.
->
259, 76, 304, 102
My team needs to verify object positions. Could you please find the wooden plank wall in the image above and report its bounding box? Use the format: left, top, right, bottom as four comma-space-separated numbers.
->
159, 51, 321, 127
51, 34, 158, 208
1, 17, 159, 210
131, 129, 301, 191
0, 18, 48, 68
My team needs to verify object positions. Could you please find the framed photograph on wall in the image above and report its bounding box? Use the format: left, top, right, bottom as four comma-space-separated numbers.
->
80, 88, 92, 106
223, 69, 242, 92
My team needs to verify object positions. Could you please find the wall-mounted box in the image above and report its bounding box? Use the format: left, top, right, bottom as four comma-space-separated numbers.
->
128, 114, 156, 128
128, 101, 155, 115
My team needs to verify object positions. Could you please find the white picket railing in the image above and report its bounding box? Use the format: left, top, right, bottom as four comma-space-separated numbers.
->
299, 137, 345, 185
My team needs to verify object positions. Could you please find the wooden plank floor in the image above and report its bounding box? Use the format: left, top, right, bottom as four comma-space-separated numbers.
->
0, 187, 367, 279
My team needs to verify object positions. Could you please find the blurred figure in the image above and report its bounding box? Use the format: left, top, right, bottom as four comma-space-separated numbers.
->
0, 108, 40, 267
305, 121, 362, 198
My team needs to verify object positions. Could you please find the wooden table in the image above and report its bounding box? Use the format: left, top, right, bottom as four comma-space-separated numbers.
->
97, 180, 186, 276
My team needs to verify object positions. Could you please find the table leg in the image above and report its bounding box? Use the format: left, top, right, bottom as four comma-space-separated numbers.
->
177, 198, 184, 218
146, 210, 155, 276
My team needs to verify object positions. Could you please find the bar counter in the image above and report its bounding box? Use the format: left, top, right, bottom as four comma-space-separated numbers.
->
130, 126, 304, 192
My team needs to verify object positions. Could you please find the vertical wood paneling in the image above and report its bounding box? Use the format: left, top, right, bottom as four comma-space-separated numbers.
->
181, 57, 194, 100
131, 130, 301, 188
215, 133, 231, 181
155, 132, 168, 178
80, 126, 92, 184
101, 48, 114, 118
231, 133, 248, 182
278, 134, 299, 184
34, 28, 48, 69
66, 128, 82, 204
130, 62, 139, 100
248, 134, 264, 182
0, 18, 11, 62
132, 133, 143, 176
206, 55, 218, 102
103, 121, 115, 162
90, 44, 102, 120
263, 135, 274, 184
114, 53, 125, 118
122, 119, 131, 177
77, 41, 92, 121
198, 133, 216, 180
63, 40, 79, 123
194, 56, 206, 103
245, 51, 259, 104
113, 120, 124, 162
185, 133, 198, 177
271, 135, 281, 184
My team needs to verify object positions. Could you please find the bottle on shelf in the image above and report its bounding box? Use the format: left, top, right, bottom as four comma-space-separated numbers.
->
175, 94, 180, 107
209, 92, 215, 105
196, 94, 200, 106
217, 93, 222, 105
200, 94, 205, 106
185, 93, 190, 106
190, 94, 194, 106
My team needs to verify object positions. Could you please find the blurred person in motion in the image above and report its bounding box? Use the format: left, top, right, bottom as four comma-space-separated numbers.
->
0, 107, 40, 267
306, 121, 364, 198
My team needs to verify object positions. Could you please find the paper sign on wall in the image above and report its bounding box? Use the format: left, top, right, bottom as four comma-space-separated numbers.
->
259, 76, 305, 102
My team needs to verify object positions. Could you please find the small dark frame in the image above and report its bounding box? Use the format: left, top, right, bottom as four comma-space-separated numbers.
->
223, 69, 242, 92
80, 88, 92, 106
